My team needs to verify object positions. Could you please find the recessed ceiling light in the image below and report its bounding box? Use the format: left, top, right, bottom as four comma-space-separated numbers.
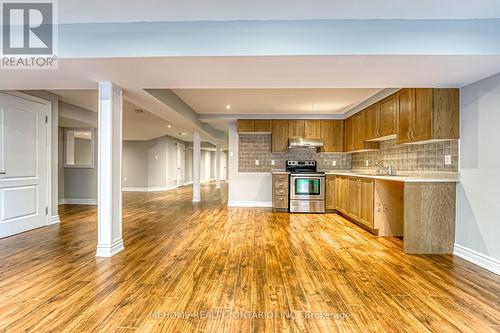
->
226, 105, 231, 110
167, 124, 172, 128
134, 109, 144, 114
312, 104, 319, 109
179, 132, 187, 136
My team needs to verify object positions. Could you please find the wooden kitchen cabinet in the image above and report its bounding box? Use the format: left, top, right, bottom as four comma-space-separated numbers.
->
288, 120, 305, 138
272, 174, 289, 210
348, 178, 360, 219
326, 175, 336, 210
321, 120, 344, 152
359, 179, 375, 227
396, 88, 459, 144
271, 120, 289, 153
347, 112, 379, 152
304, 120, 321, 139
378, 94, 397, 138
237, 119, 272, 133
344, 117, 354, 152
364, 104, 379, 140
333, 175, 376, 233
253, 120, 272, 133
237, 120, 255, 133
365, 95, 397, 141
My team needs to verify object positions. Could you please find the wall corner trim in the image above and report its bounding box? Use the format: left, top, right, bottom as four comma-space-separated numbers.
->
227, 201, 273, 208
454, 244, 500, 275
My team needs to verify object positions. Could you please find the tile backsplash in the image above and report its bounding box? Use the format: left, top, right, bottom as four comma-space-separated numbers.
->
351, 139, 459, 172
238, 134, 459, 173
238, 134, 351, 172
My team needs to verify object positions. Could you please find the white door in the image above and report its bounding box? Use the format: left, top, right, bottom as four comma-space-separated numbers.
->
0, 92, 48, 238
177, 143, 185, 186
220, 151, 227, 181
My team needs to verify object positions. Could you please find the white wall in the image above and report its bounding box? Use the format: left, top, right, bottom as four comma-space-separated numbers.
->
456, 72, 500, 274
122, 141, 148, 188
228, 123, 272, 207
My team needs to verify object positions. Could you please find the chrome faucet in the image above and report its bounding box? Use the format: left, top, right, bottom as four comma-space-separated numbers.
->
375, 161, 393, 176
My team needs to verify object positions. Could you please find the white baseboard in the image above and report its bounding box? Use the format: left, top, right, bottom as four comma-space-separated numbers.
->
96, 238, 124, 257
454, 244, 500, 275
122, 184, 178, 192
49, 215, 60, 224
227, 201, 273, 208
59, 198, 97, 205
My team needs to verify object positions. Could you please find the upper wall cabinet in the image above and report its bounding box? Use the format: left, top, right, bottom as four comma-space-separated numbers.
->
321, 120, 344, 152
272, 120, 289, 152
237, 120, 272, 133
345, 112, 380, 152
365, 94, 397, 141
304, 120, 322, 140
396, 88, 459, 144
288, 120, 305, 138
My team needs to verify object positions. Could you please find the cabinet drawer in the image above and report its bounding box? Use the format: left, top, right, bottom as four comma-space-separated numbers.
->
274, 188, 289, 196
273, 195, 289, 209
273, 180, 289, 189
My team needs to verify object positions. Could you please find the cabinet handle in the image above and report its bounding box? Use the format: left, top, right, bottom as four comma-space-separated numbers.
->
0, 171, 5, 175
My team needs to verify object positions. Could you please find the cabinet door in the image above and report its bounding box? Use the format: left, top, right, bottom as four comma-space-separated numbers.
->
359, 179, 374, 227
237, 120, 254, 133
364, 104, 379, 140
348, 178, 360, 219
321, 120, 344, 153
344, 117, 354, 152
353, 112, 366, 151
333, 176, 340, 210
326, 175, 335, 210
379, 94, 397, 137
413, 88, 433, 142
254, 120, 272, 133
396, 88, 415, 144
288, 120, 305, 138
304, 120, 321, 139
272, 120, 289, 152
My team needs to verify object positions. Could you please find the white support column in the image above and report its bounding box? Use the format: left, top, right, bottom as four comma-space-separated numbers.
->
215, 145, 221, 189
192, 132, 201, 202
96, 82, 124, 257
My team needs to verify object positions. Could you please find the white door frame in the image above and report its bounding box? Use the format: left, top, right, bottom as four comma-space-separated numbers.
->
1, 90, 52, 226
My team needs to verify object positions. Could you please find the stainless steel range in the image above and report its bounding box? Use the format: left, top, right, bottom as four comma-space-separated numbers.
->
286, 160, 325, 213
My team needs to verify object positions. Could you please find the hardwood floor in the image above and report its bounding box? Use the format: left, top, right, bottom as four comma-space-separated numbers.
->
0, 182, 499, 332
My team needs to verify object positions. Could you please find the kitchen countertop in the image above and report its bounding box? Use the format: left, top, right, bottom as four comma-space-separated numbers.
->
271, 170, 458, 182
323, 171, 459, 183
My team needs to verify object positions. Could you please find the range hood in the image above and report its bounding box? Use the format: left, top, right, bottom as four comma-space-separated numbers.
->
288, 137, 324, 149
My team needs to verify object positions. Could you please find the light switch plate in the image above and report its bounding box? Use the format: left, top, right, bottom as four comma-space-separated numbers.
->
271, 160, 275, 166
255, 160, 260, 166
332, 160, 337, 167
365, 160, 369, 167
123, 177, 127, 182
445, 155, 452, 165
229, 151, 234, 157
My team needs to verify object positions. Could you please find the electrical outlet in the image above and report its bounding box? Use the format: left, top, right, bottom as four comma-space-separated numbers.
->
155, 155, 159, 160
271, 160, 276, 166
255, 160, 260, 166
365, 160, 369, 167
445, 155, 452, 165
332, 160, 337, 167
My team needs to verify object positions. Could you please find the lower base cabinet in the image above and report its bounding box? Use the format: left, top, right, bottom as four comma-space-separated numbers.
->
330, 175, 375, 231
272, 174, 289, 210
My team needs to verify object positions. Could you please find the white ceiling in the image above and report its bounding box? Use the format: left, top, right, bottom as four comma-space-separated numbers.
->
51, 89, 192, 141
173, 88, 382, 115
58, 0, 500, 23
